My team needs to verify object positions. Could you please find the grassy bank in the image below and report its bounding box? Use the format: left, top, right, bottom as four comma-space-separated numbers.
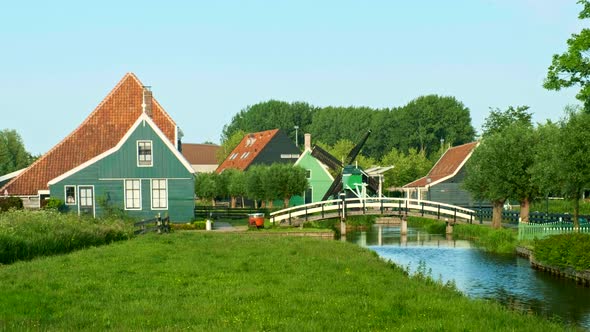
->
534, 233, 590, 271
0, 232, 569, 331
407, 217, 518, 254
0, 210, 132, 264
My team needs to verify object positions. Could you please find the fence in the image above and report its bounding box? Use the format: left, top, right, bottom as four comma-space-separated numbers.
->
195, 206, 270, 220
518, 221, 590, 240
471, 208, 590, 224
134, 214, 170, 235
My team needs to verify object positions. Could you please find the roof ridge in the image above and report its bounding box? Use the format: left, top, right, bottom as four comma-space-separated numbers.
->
0, 73, 138, 193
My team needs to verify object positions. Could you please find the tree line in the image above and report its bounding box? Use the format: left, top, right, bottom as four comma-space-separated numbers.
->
464, 106, 590, 229
220, 95, 476, 161
195, 164, 308, 208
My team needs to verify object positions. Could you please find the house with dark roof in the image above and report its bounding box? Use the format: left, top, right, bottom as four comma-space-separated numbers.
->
182, 143, 220, 173
403, 142, 478, 207
216, 129, 300, 173
0, 73, 195, 221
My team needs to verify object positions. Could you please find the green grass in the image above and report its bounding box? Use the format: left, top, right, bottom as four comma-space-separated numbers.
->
0, 233, 571, 331
534, 233, 590, 271
407, 216, 447, 234
453, 224, 518, 255
516, 199, 590, 215
0, 210, 132, 264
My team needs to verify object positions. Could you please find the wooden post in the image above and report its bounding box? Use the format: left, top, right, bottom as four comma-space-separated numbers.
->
340, 193, 347, 236
401, 215, 408, 235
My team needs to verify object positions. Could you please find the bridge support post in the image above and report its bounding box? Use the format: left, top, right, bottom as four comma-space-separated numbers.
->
446, 221, 453, 235
340, 193, 347, 236
401, 215, 408, 235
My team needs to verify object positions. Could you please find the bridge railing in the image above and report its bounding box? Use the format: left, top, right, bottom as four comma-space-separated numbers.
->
270, 197, 475, 224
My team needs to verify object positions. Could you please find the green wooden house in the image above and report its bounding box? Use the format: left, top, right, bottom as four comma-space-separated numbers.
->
1, 73, 195, 221
289, 134, 334, 205
48, 113, 195, 221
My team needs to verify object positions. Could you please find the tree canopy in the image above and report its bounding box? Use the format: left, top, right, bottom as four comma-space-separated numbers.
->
220, 95, 476, 161
0, 129, 34, 176
544, 0, 590, 111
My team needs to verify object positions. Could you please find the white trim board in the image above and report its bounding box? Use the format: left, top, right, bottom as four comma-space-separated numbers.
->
48, 113, 195, 186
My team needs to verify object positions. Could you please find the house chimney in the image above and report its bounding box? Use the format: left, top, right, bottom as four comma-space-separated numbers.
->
142, 86, 153, 117
304, 133, 311, 151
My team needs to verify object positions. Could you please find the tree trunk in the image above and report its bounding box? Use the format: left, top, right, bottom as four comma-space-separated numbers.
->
574, 193, 581, 229
519, 198, 530, 223
241, 196, 245, 208
230, 196, 236, 208
211, 198, 216, 207
492, 200, 504, 229
284, 197, 290, 208
254, 200, 259, 209
267, 200, 273, 209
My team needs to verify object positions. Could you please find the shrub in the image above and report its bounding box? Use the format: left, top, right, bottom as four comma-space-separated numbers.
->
0, 196, 23, 212
44, 197, 65, 211
534, 233, 590, 271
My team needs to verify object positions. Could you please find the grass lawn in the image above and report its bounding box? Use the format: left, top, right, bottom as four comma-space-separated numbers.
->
0, 232, 571, 331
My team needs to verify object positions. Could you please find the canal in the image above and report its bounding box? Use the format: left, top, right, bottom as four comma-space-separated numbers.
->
346, 225, 590, 330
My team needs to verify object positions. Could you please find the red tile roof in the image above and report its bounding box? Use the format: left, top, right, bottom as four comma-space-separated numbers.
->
216, 129, 279, 173
1, 73, 177, 195
182, 143, 220, 165
404, 141, 478, 188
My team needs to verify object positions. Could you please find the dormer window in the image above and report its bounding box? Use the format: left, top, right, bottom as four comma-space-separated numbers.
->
241, 152, 250, 159
137, 140, 153, 167
245, 137, 256, 147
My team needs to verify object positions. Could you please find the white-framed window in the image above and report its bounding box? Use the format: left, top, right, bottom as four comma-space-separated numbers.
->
306, 169, 312, 179
125, 179, 141, 210
137, 140, 153, 167
151, 179, 168, 210
79, 187, 94, 207
65, 185, 76, 205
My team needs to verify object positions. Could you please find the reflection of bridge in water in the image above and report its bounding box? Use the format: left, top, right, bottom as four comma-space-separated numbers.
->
352, 225, 473, 248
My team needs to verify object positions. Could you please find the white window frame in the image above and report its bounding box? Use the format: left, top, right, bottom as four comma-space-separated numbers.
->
306, 169, 312, 179
137, 140, 153, 167
77, 185, 96, 218
151, 179, 168, 210
64, 185, 77, 205
124, 179, 142, 210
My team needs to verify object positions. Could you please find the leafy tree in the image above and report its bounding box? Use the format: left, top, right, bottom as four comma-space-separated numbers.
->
0, 129, 34, 176
396, 95, 475, 156
462, 123, 538, 228
225, 169, 247, 208
481, 106, 532, 137
478, 106, 537, 223
544, 0, 590, 111
308, 106, 375, 154
216, 129, 246, 164
531, 107, 590, 227
221, 100, 315, 147
380, 148, 432, 188
245, 165, 267, 208
194, 172, 219, 206
267, 164, 308, 208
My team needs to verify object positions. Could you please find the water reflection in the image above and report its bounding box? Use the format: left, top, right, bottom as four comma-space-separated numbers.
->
347, 226, 590, 330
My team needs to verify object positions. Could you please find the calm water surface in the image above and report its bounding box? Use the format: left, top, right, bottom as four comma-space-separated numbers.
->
346, 226, 590, 330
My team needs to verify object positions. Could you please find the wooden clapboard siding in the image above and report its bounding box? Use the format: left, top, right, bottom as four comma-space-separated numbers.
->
49, 119, 194, 221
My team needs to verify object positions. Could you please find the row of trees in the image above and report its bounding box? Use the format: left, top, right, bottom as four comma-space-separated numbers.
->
220, 95, 476, 162
464, 106, 590, 228
195, 164, 308, 208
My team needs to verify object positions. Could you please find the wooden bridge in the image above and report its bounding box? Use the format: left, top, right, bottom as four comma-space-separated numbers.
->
270, 197, 476, 226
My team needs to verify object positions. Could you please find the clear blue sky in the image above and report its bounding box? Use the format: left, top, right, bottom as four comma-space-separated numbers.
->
0, 0, 584, 155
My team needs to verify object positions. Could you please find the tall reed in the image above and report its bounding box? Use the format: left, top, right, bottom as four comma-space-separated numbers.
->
0, 209, 133, 264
